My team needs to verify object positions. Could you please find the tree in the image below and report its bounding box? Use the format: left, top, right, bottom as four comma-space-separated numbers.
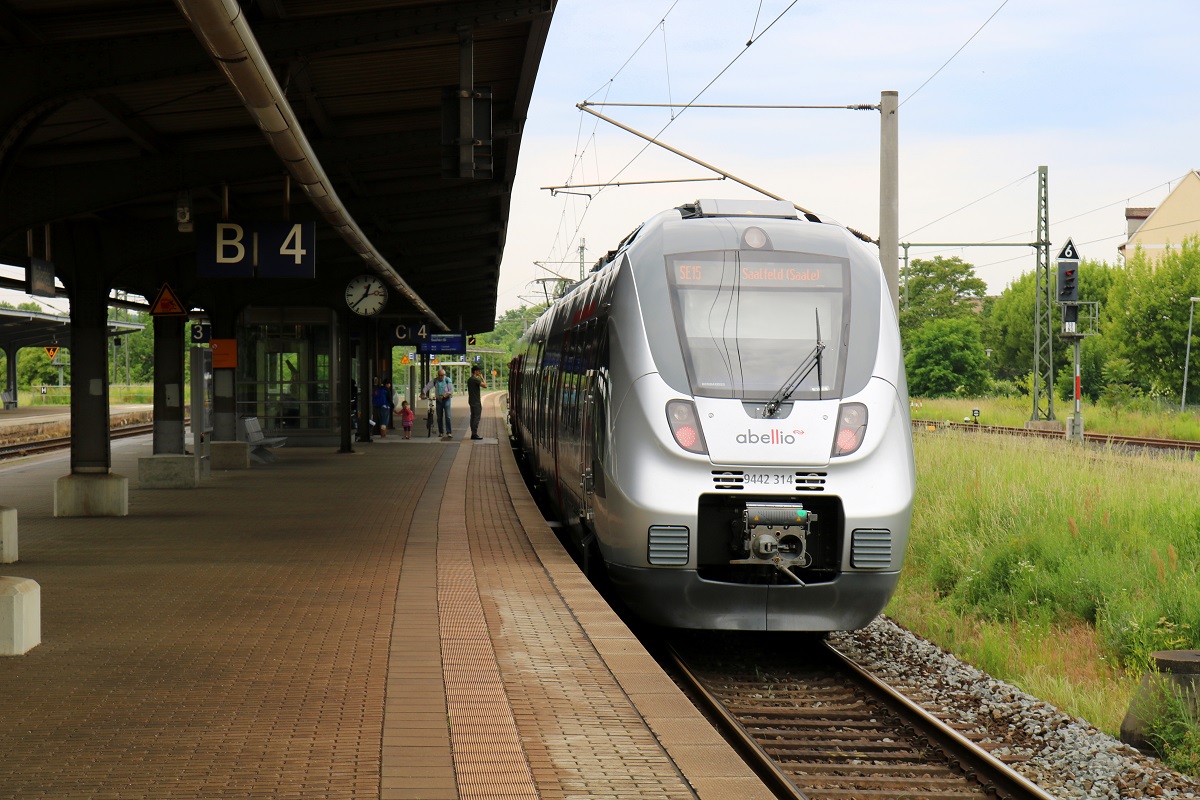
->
983, 259, 1120, 387
1106, 237, 1200, 398
1098, 357, 1143, 419
475, 304, 547, 361
899, 255, 987, 340
107, 309, 154, 384
904, 317, 991, 397
984, 271, 1037, 381
18, 346, 63, 388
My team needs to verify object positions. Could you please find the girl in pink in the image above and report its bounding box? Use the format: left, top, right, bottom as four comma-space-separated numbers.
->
399, 400, 415, 439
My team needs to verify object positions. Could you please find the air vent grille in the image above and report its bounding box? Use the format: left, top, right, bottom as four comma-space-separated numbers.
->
647, 526, 690, 566
795, 472, 827, 491
712, 471, 744, 490
851, 529, 891, 569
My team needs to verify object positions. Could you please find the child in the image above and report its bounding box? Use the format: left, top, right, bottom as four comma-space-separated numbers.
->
399, 400, 415, 439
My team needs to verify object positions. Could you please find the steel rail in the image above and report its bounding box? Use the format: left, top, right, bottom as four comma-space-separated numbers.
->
824, 640, 1057, 800
666, 634, 1055, 800
0, 422, 156, 460
666, 645, 809, 800
913, 419, 1200, 453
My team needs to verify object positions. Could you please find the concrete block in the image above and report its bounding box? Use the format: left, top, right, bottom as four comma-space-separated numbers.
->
210, 441, 251, 470
0, 576, 40, 656
1121, 650, 1200, 754
54, 473, 129, 517
137, 454, 200, 489
0, 506, 15, 564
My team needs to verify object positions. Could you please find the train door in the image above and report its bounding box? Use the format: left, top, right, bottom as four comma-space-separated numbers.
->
578, 318, 598, 523
582, 271, 615, 529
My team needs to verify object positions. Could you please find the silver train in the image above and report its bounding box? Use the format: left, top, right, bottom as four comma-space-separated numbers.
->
509, 198, 915, 631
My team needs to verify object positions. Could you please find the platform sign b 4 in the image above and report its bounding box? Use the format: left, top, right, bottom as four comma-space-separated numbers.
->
196, 221, 315, 279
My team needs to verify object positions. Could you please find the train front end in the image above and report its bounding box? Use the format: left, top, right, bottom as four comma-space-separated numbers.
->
599, 199, 915, 631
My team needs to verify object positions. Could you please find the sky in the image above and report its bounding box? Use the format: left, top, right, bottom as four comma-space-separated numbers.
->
3, 1, 1197, 320
493, 0, 1200, 315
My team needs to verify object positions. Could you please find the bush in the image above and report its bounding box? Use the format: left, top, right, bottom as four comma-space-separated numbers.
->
988, 379, 1024, 399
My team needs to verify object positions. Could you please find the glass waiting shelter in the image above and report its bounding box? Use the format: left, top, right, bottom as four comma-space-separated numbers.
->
238, 308, 336, 440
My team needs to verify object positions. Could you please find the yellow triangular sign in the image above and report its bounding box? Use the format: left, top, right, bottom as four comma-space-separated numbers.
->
401, 355, 410, 364
45, 346, 59, 360
150, 283, 187, 316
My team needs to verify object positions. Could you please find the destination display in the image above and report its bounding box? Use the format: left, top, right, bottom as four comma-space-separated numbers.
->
417, 332, 467, 354
668, 255, 844, 289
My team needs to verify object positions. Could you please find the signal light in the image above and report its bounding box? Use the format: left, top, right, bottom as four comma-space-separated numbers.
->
831, 403, 868, 457
666, 400, 708, 455
1057, 261, 1079, 303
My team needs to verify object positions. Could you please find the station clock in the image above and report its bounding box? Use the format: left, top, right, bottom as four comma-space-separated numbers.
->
344, 274, 388, 316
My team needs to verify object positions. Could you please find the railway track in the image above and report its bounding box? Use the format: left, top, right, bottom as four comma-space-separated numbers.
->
913, 418, 1200, 454
667, 632, 1054, 800
0, 422, 156, 460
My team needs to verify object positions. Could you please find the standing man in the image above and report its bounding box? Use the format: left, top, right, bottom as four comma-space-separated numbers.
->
421, 366, 455, 440
467, 365, 487, 440
371, 378, 392, 438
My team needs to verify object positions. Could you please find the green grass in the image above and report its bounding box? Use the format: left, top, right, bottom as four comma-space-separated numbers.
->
910, 396, 1200, 440
9, 385, 155, 406
887, 428, 1200, 754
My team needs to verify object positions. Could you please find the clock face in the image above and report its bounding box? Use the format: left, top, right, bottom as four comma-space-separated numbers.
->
345, 274, 388, 316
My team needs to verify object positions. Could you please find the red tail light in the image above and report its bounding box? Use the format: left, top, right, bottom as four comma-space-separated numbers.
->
831, 403, 867, 457
666, 400, 708, 455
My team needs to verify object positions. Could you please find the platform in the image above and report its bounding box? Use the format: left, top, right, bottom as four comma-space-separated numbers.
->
0, 395, 771, 799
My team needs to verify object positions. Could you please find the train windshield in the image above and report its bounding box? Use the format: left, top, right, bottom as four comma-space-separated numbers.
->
665, 251, 848, 400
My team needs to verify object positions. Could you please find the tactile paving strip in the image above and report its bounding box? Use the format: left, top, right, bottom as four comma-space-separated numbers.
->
460, 405, 702, 800
437, 438, 541, 800
383, 446, 459, 800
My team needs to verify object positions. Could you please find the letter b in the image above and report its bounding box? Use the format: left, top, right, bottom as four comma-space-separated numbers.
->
216, 223, 246, 264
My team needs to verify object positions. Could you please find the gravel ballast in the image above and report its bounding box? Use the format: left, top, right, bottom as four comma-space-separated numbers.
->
829, 617, 1200, 799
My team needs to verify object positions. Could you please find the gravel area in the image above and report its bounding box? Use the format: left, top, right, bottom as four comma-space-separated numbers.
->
829, 616, 1200, 799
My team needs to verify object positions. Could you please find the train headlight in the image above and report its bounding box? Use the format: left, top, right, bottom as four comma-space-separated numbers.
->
742, 226, 769, 249
831, 402, 868, 457
666, 400, 708, 455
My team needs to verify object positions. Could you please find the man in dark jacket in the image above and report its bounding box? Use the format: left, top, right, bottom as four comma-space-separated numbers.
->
467, 365, 487, 440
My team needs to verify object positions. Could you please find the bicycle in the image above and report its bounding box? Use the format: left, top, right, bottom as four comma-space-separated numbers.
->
422, 393, 435, 437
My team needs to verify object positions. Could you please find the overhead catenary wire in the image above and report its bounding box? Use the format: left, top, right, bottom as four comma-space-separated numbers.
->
513, 0, 688, 305
902, 170, 1036, 239
541, 2, 805, 286
586, 102, 879, 110
542, 176, 725, 192
904, 172, 1191, 266
899, 0, 1012, 109
579, 102, 876, 245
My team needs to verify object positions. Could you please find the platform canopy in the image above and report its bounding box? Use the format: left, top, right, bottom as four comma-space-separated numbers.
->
0, 0, 555, 333
0, 308, 142, 351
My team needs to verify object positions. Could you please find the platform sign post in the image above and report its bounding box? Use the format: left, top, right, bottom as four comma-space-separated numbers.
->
190, 346, 214, 478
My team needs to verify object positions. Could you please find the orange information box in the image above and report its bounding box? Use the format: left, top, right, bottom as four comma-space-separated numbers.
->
210, 338, 237, 368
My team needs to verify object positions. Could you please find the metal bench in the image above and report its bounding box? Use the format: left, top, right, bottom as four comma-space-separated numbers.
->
1, 388, 15, 410
241, 416, 287, 463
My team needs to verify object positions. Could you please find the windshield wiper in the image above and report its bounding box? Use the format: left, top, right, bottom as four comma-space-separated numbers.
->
763, 310, 824, 418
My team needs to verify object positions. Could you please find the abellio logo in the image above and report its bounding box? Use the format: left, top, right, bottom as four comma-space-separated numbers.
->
736, 429, 804, 445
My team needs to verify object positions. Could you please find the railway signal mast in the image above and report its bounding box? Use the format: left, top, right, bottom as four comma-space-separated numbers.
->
1056, 238, 1096, 442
